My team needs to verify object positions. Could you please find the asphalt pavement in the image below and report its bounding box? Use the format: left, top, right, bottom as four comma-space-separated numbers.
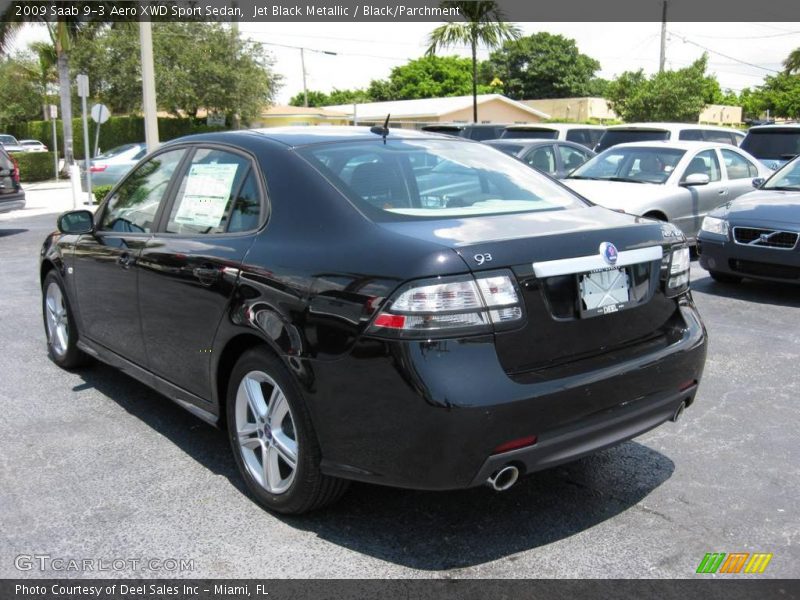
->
1, 191, 798, 579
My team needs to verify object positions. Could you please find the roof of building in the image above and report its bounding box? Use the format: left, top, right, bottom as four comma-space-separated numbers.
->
323, 94, 550, 121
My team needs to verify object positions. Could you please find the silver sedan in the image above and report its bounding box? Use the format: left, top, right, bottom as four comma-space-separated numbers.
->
563, 141, 772, 243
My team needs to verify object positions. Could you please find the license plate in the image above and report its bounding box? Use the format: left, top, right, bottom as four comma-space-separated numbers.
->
578, 267, 633, 318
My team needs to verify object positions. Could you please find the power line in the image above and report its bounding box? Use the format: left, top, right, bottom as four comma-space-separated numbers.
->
668, 32, 782, 73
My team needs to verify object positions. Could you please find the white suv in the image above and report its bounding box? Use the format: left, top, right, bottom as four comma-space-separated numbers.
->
595, 123, 745, 153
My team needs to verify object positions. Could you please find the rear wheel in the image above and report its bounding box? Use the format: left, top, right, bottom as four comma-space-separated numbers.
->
226, 347, 349, 514
42, 271, 88, 369
709, 270, 742, 284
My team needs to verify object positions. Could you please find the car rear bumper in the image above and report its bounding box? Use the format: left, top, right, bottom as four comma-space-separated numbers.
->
306, 300, 707, 490
0, 191, 26, 214
698, 234, 800, 283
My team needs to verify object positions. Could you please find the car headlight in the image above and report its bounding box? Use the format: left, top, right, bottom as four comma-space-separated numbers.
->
701, 216, 729, 236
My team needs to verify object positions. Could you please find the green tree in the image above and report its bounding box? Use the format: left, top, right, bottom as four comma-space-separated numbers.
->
606, 55, 720, 122
783, 48, 800, 74
368, 55, 493, 101
0, 55, 44, 129
288, 90, 331, 107
755, 72, 800, 119
426, 1, 520, 122
483, 32, 602, 100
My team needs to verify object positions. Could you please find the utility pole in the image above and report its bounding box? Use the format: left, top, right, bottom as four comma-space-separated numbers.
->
659, 0, 668, 72
300, 47, 308, 107
139, 21, 160, 152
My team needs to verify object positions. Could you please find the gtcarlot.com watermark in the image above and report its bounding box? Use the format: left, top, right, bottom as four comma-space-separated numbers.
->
15, 554, 195, 573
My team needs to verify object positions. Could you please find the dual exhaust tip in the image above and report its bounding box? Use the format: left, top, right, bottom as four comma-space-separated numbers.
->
486, 465, 519, 491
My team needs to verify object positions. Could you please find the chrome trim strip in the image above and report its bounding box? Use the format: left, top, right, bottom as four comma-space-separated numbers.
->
732, 226, 799, 251
533, 245, 664, 278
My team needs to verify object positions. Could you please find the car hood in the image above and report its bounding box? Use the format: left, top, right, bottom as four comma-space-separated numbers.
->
563, 179, 673, 209
710, 190, 800, 227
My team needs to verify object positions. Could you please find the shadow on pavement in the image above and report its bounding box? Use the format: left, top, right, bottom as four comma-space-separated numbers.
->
692, 274, 800, 308
0, 228, 29, 238
75, 361, 675, 571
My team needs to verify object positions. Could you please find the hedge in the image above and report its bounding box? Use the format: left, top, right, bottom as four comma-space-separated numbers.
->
13, 151, 57, 183
7, 116, 227, 161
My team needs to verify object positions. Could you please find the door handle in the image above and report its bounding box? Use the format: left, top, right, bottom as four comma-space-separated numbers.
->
117, 252, 135, 268
718, 189, 727, 195
192, 266, 220, 284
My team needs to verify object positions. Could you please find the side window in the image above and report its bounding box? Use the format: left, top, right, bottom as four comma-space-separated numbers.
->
524, 146, 556, 175
682, 149, 721, 182
228, 173, 262, 233
679, 129, 704, 141
166, 148, 256, 234
721, 149, 759, 179
99, 148, 185, 233
558, 145, 590, 172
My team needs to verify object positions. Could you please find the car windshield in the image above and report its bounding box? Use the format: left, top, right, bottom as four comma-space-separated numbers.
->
502, 129, 558, 140
741, 129, 800, 160
299, 139, 586, 221
0, 135, 19, 145
569, 147, 685, 184
595, 130, 670, 152
763, 157, 800, 190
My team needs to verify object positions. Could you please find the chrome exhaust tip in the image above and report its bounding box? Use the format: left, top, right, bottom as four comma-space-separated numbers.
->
671, 401, 686, 423
486, 465, 519, 491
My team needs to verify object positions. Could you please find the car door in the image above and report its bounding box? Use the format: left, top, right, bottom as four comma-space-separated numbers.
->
676, 148, 727, 238
720, 148, 761, 200
72, 147, 187, 365
137, 146, 265, 401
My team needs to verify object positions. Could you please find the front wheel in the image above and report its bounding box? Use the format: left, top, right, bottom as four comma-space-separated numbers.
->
42, 270, 88, 369
226, 347, 349, 514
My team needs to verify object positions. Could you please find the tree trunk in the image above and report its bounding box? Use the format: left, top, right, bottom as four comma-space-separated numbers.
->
471, 36, 478, 124
56, 50, 74, 166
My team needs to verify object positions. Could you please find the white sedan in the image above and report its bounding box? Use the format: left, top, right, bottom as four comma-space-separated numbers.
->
563, 141, 772, 243
19, 140, 48, 152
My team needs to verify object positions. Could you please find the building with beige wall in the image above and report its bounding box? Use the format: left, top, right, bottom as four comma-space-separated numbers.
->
250, 105, 349, 128
699, 104, 743, 125
323, 94, 549, 127
522, 97, 617, 122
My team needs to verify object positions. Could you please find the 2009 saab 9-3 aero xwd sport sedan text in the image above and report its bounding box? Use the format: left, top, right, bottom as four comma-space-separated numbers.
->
41, 127, 707, 514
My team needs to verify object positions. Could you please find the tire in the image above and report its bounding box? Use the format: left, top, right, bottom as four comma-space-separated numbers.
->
226, 346, 349, 514
42, 270, 89, 369
709, 270, 742, 284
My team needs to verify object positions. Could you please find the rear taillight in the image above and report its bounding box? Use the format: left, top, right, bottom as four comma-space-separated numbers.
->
10, 156, 20, 183
368, 271, 524, 338
663, 245, 690, 296
89, 164, 107, 173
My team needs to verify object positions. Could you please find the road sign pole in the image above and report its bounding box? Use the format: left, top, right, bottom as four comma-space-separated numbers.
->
77, 74, 93, 205
49, 105, 59, 181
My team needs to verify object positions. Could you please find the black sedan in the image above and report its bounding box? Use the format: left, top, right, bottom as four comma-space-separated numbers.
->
483, 139, 595, 179
41, 127, 706, 514
698, 156, 800, 284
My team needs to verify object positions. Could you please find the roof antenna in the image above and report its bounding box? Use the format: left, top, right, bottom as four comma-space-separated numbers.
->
370, 114, 390, 144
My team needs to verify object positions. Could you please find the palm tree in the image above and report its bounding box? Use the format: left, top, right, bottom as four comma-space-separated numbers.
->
784, 48, 800, 74
426, 1, 520, 123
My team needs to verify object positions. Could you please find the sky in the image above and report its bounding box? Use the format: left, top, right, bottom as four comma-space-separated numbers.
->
8, 21, 800, 104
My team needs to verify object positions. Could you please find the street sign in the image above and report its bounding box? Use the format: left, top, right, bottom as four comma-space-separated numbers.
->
76, 74, 89, 98
43, 104, 58, 121
91, 104, 110, 124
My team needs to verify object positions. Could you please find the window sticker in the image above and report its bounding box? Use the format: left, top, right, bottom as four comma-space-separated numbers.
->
174, 163, 239, 228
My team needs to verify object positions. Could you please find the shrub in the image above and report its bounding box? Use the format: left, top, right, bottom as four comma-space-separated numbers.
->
93, 185, 114, 204
13, 151, 56, 182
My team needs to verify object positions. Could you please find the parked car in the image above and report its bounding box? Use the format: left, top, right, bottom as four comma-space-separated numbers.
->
0, 134, 27, 154
41, 127, 706, 514
594, 124, 745, 153
500, 124, 605, 150
80, 143, 147, 191
420, 123, 507, 141
483, 139, 595, 179
739, 124, 800, 171
564, 141, 771, 243
0, 145, 26, 214
19, 139, 47, 152
698, 155, 800, 284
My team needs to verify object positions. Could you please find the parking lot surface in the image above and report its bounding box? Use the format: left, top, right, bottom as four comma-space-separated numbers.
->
1, 206, 798, 579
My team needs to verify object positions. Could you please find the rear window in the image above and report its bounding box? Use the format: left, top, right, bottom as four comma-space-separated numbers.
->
299, 139, 586, 221
501, 128, 558, 140
486, 142, 525, 155
741, 129, 800, 160
595, 129, 670, 152
566, 129, 603, 148
466, 126, 504, 141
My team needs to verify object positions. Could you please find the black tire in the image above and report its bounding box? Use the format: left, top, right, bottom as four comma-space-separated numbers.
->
41, 270, 89, 369
226, 346, 349, 514
709, 270, 742, 284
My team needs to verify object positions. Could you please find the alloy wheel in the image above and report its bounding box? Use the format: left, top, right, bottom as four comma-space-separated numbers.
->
45, 282, 69, 357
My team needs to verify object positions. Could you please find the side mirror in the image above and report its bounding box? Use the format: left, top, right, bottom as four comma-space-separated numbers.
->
682, 173, 710, 186
752, 177, 765, 189
57, 210, 95, 235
